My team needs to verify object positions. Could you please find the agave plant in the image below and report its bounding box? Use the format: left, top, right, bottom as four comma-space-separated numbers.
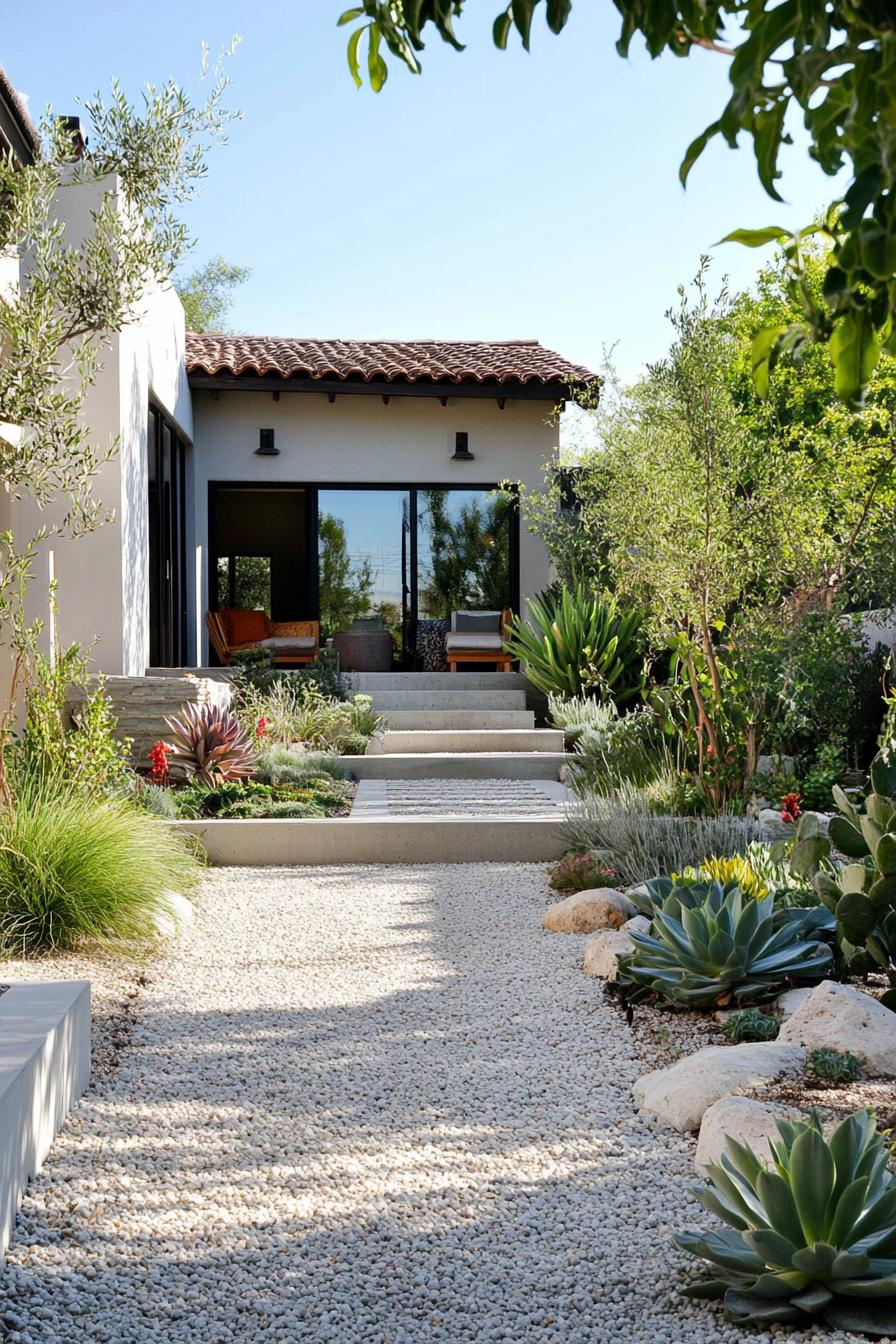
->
618, 879, 831, 1007
163, 702, 255, 787
676, 1109, 896, 1335
791, 749, 896, 1009
503, 583, 644, 701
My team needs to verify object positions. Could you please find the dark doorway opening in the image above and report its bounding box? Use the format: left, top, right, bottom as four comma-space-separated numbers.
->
148, 405, 187, 667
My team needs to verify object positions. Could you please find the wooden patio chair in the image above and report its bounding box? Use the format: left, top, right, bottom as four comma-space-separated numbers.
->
205, 609, 320, 666
445, 608, 513, 672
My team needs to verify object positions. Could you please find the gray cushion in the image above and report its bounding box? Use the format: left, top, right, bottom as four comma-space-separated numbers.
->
258, 636, 317, 651
445, 632, 504, 651
451, 609, 502, 633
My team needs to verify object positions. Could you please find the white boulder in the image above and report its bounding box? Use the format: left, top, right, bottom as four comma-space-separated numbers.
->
777, 980, 896, 1077
695, 1095, 803, 1172
633, 1042, 805, 1132
543, 888, 636, 934
776, 987, 813, 1022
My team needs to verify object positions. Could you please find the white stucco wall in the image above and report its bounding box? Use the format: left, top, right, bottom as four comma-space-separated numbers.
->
15, 173, 192, 676
190, 389, 557, 663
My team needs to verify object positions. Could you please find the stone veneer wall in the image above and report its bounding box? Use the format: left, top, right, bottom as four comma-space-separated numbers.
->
66, 675, 233, 764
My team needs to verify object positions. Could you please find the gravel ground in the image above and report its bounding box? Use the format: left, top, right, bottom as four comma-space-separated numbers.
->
0, 863, 883, 1344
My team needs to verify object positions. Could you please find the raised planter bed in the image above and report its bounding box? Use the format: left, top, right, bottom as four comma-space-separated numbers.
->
0, 981, 90, 1255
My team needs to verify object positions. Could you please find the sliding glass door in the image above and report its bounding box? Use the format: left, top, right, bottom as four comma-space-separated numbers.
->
317, 489, 411, 655
207, 483, 517, 665
416, 488, 514, 620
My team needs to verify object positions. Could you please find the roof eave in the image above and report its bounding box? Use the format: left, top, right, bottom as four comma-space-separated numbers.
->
186, 371, 589, 402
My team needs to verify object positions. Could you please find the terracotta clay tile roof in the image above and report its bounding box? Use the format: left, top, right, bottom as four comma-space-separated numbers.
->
0, 66, 39, 162
185, 334, 595, 390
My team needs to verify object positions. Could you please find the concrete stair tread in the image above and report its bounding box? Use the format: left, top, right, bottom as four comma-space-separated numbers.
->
339, 752, 567, 779
379, 728, 564, 755
381, 710, 535, 730
370, 690, 527, 710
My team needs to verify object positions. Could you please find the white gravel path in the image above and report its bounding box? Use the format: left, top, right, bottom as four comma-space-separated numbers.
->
0, 864, 875, 1344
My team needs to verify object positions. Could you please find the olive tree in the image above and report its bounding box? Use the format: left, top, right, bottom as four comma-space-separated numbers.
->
0, 44, 238, 802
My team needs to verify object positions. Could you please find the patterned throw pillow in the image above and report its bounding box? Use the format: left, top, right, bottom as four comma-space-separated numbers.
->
416, 619, 449, 672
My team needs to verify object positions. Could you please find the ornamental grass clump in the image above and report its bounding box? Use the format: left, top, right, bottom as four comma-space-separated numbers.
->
0, 781, 200, 956
619, 879, 832, 1008
676, 1109, 896, 1335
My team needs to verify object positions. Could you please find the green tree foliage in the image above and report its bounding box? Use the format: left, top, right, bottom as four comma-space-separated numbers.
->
317, 513, 374, 634
177, 254, 251, 331
336, 2, 896, 404
518, 259, 896, 800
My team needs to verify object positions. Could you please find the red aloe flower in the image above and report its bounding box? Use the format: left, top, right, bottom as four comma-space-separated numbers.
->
780, 792, 801, 823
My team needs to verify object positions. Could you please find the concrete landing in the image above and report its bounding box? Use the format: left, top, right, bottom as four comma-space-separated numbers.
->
351, 778, 569, 818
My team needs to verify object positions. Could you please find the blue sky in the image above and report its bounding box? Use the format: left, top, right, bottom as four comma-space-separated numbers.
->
5, 2, 843, 381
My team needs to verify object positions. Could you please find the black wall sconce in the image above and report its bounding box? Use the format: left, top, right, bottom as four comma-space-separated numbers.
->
256, 427, 278, 456
452, 431, 475, 461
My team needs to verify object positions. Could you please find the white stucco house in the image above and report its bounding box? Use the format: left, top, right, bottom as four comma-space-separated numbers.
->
25, 297, 594, 674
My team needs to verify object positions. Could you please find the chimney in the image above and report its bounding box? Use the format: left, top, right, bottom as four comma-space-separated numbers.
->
57, 115, 86, 160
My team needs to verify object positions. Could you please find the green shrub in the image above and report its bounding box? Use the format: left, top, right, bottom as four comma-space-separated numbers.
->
134, 779, 180, 819
504, 583, 644, 700
568, 707, 668, 795
563, 783, 758, 886
236, 681, 381, 755
721, 1008, 779, 1042
229, 649, 344, 700
676, 1109, 896, 1332
547, 694, 617, 742
618, 879, 831, 1008
0, 783, 200, 955
806, 1047, 864, 1083
547, 853, 618, 893
16, 644, 133, 799
254, 746, 347, 785
186, 778, 353, 820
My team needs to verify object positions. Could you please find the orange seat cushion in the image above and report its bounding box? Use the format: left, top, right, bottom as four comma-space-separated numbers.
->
220, 608, 270, 645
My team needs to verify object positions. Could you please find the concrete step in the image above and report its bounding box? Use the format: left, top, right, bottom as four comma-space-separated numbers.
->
340, 752, 568, 780
174, 815, 567, 864
378, 728, 565, 754
370, 690, 526, 711
380, 710, 535, 730
353, 671, 528, 692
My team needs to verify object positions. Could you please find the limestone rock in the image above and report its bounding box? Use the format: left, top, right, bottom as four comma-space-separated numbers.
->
581, 929, 635, 979
777, 979, 896, 1077
633, 1042, 805, 1133
776, 987, 813, 1022
543, 888, 636, 934
695, 1095, 803, 1172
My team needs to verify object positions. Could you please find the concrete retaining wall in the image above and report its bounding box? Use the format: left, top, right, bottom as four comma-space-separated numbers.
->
173, 816, 567, 865
0, 981, 91, 1256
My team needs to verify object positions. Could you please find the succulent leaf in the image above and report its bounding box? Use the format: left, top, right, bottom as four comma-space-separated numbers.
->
829, 814, 871, 858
